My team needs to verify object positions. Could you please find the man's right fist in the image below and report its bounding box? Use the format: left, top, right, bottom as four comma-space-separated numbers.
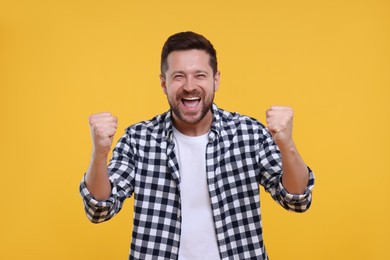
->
89, 112, 118, 156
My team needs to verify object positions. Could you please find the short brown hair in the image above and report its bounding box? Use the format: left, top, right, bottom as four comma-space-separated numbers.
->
160, 31, 218, 77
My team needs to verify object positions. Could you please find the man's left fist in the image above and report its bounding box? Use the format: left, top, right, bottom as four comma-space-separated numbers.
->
266, 106, 294, 148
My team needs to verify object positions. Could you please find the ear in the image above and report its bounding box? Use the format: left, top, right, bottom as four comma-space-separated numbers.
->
214, 71, 221, 92
160, 74, 167, 95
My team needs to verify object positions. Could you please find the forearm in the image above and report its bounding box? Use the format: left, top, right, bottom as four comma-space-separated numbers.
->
279, 141, 309, 194
85, 153, 112, 201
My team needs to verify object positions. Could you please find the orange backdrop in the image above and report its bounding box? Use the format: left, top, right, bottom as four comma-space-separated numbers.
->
0, 1, 389, 259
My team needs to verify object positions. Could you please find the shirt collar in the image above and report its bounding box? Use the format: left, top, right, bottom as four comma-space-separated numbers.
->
164, 103, 221, 142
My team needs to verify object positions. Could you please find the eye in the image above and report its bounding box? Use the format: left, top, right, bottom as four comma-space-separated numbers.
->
173, 74, 184, 80
196, 73, 207, 79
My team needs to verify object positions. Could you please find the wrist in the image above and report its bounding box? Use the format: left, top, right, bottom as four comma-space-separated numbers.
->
91, 150, 110, 161
277, 139, 296, 154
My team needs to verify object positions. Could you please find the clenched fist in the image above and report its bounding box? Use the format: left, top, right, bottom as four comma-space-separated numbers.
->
266, 106, 294, 149
89, 112, 118, 157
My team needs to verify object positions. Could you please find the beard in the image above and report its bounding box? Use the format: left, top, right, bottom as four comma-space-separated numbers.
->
168, 88, 215, 125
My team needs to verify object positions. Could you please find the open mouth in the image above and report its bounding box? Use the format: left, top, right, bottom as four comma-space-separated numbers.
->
182, 97, 201, 108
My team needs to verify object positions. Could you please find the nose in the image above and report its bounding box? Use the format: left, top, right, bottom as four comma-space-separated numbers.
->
183, 76, 196, 92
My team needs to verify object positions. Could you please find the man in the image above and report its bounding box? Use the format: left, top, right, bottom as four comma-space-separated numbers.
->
80, 31, 315, 260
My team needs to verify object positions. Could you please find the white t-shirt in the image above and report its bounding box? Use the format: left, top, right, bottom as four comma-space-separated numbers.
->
173, 127, 220, 260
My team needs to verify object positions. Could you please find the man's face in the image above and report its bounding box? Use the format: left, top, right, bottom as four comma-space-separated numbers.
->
160, 49, 220, 127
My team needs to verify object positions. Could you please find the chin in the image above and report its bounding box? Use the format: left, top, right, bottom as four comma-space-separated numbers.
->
179, 112, 203, 125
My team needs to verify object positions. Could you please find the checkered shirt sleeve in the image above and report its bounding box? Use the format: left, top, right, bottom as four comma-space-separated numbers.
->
257, 126, 314, 212
79, 133, 135, 223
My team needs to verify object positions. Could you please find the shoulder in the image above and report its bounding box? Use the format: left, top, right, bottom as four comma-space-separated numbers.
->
214, 105, 273, 147
124, 111, 170, 140
215, 105, 266, 132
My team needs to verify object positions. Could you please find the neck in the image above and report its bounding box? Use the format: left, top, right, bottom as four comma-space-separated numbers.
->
172, 110, 213, 136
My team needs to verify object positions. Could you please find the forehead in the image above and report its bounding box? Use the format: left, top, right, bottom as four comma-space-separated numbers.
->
166, 49, 212, 72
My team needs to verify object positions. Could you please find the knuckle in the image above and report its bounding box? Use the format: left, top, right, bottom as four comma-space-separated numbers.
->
88, 117, 95, 125
94, 122, 101, 129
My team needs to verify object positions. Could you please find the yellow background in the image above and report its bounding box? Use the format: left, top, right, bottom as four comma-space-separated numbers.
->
1, 0, 389, 259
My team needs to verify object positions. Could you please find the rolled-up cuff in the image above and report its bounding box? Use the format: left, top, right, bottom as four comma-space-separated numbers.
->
278, 167, 315, 212
79, 174, 117, 223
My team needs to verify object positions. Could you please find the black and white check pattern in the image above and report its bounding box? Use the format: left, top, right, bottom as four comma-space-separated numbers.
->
80, 104, 315, 260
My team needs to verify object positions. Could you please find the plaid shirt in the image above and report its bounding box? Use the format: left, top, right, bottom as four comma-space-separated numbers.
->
80, 104, 315, 260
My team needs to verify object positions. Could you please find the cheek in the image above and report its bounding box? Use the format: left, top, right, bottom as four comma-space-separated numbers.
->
165, 86, 179, 101
204, 82, 217, 93
167, 82, 183, 94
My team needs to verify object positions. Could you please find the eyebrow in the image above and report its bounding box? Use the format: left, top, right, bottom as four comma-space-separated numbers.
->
170, 70, 209, 76
194, 70, 209, 75
170, 70, 185, 76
